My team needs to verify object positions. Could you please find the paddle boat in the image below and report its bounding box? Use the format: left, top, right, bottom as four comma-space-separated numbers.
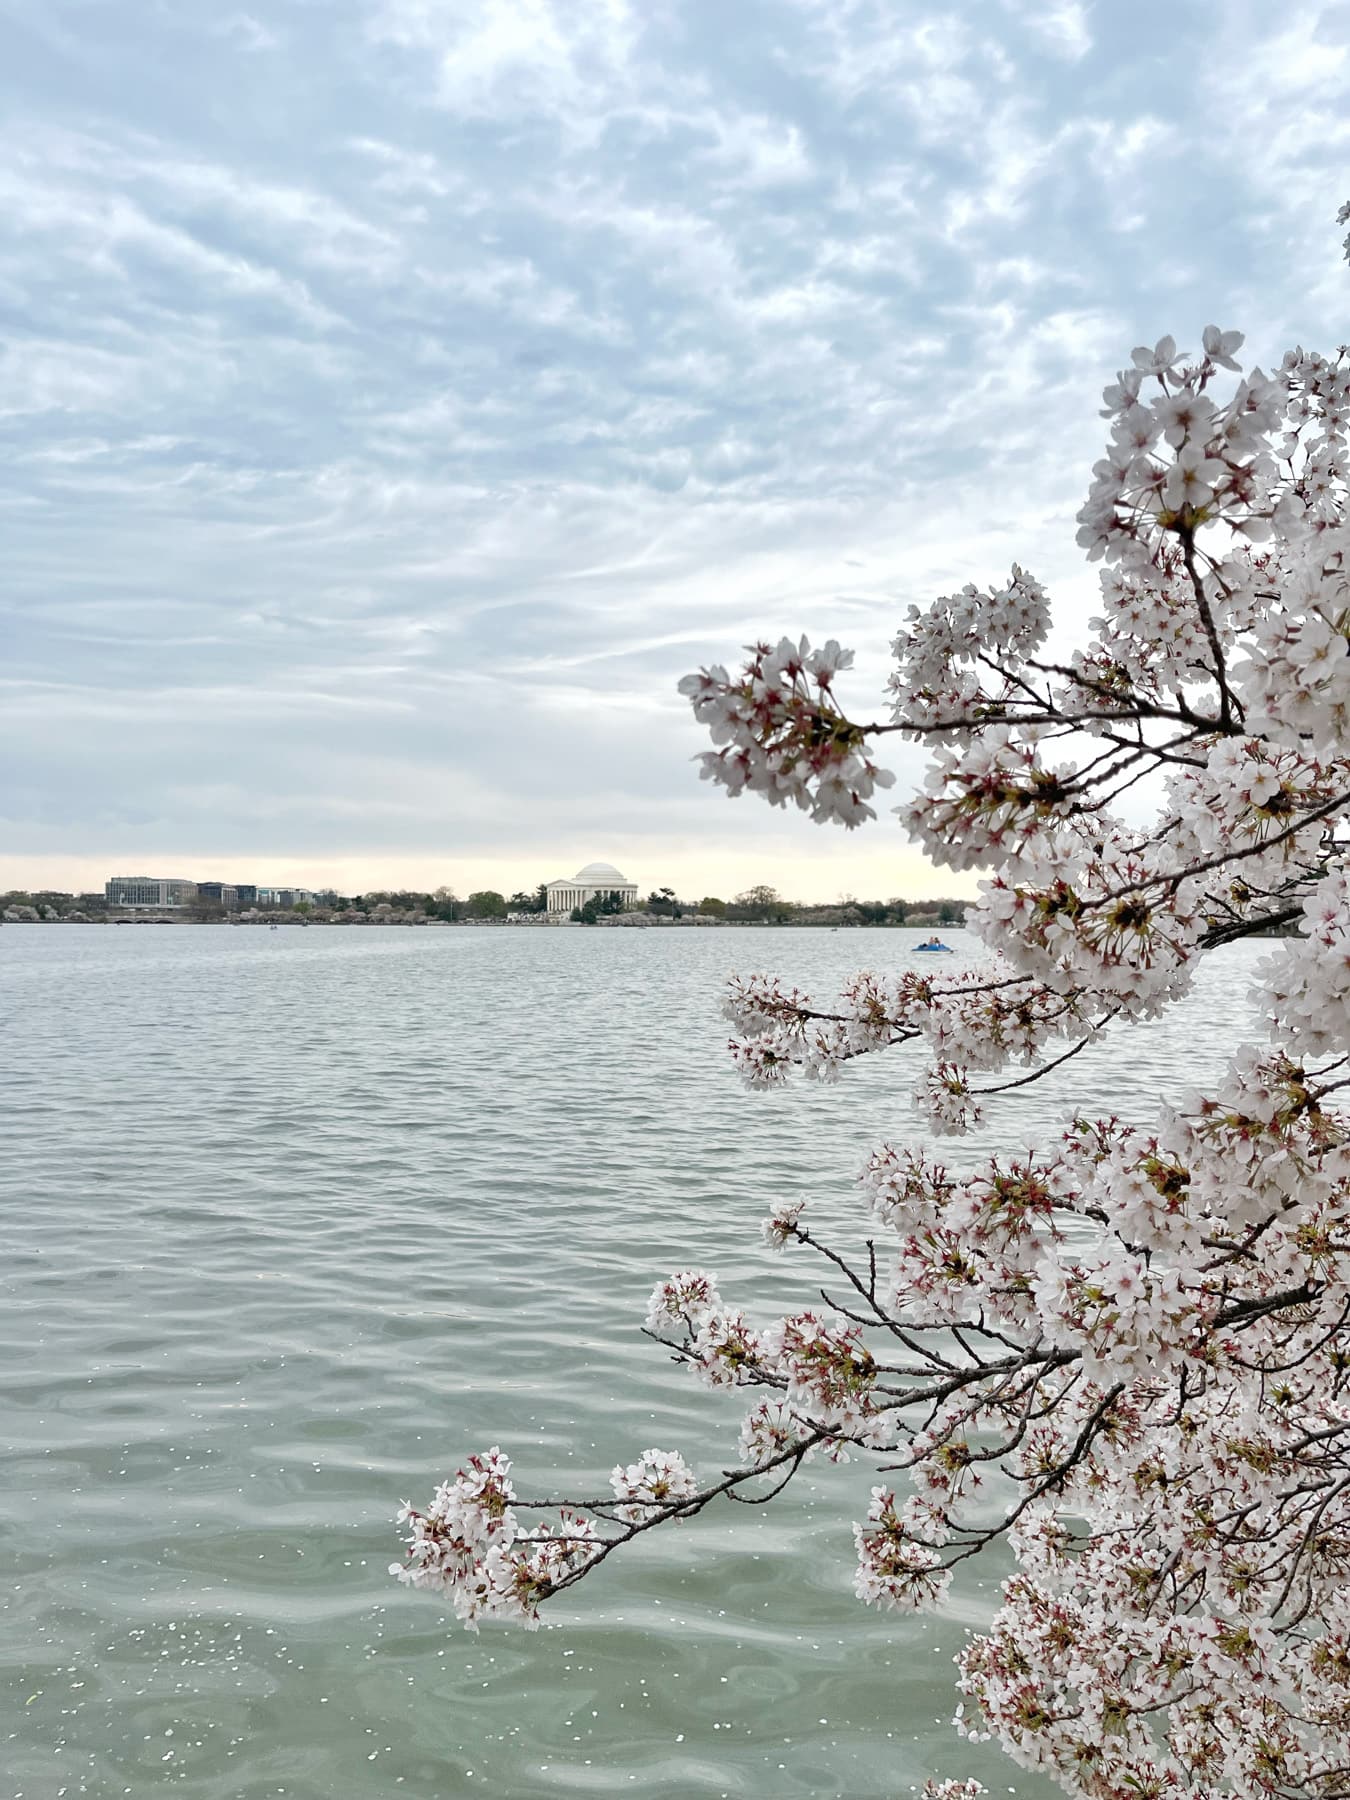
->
914, 935, 955, 954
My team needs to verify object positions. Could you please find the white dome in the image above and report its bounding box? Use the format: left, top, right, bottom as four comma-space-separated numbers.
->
573, 861, 628, 882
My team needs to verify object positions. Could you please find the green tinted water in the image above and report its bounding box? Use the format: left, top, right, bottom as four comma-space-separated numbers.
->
2, 926, 1261, 1797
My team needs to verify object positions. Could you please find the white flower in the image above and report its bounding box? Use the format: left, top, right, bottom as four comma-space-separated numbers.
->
761, 1198, 806, 1248
1203, 323, 1244, 371
645, 1269, 723, 1335
1130, 333, 1187, 379
738, 1399, 809, 1469
610, 1448, 698, 1523
1161, 443, 1227, 511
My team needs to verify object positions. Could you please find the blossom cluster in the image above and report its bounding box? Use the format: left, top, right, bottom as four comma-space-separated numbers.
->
610, 1449, 698, 1522
643, 1273, 890, 1450
389, 1448, 600, 1630
720, 962, 1103, 1114
678, 636, 895, 829
854, 1486, 951, 1611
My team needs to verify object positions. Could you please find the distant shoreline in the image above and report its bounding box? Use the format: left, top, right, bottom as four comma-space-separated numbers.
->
3, 915, 967, 930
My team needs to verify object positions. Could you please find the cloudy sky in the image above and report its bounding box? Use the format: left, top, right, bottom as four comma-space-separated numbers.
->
4, 0, 1348, 902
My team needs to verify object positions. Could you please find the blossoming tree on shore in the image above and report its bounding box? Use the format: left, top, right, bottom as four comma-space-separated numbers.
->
395, 208, 1350, 1797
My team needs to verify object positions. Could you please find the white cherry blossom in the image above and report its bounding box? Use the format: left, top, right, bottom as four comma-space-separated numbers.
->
610, 1449, 698, 1523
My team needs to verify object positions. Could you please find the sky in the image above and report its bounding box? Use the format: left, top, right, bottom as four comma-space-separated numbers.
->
3, 0, 1349, 903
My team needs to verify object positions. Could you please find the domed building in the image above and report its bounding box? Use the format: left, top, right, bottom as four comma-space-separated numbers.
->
545, 861, 639, 914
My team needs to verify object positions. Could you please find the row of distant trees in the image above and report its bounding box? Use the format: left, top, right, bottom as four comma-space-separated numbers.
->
323, 884, 966, 925
1, 885, 967, 926
180, 887, 535, 922
636, 885, 965, 925
332, 886, 545, 922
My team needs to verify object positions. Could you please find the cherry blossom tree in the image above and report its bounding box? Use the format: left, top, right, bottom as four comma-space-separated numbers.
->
394, 211, 1350, 1797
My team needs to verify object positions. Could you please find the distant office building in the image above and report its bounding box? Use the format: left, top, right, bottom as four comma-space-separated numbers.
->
545, 862, 639, 914
196, 882, 239, 909
235, 884, 258, 907
256, 886, 315, 908
105, 876, 197, 910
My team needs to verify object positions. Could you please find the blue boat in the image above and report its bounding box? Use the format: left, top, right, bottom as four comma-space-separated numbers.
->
914, 939, 955, 953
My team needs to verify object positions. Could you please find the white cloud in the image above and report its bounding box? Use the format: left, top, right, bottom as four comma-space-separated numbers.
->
213, 11, 280, 52
367, 0, 641, 122
1013, 0, 1093, 60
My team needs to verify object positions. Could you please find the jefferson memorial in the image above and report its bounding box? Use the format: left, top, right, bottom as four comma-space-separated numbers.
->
545, 862, 640, 914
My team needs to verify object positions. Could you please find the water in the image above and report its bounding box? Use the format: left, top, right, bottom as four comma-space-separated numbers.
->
1, 924, 1264, 1798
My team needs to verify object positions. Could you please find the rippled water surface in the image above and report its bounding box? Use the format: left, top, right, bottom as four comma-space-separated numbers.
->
2, 924, 1264, 1798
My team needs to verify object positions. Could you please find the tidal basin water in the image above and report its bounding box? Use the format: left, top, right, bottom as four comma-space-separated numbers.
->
3, 925, 1265, 1799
